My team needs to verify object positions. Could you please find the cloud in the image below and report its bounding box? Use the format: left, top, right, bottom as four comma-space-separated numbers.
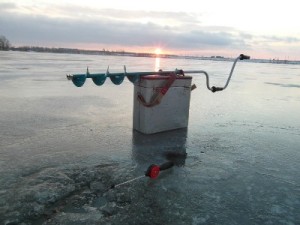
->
0, 5, 250, 51
0, 2, 200, 25
0, 2, 15, 10
261, 35, 300, 43
1, 1, 298, 58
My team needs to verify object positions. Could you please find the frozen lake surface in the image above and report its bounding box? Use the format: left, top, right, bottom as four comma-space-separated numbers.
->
0, 51, 300, 224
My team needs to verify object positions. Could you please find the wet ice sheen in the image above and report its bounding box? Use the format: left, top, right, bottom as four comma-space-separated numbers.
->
0, 51, 299, 225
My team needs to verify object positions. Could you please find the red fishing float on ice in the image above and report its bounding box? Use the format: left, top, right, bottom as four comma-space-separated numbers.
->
110, 161, 174, 189
146, 164, 161, 179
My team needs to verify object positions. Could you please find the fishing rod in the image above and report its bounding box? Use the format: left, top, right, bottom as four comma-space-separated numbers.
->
66, 54, 250, 92
110, 161, 174, 189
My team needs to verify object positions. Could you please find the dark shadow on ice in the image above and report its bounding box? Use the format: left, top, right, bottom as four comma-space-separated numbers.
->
265, 82, 300, 88
131, 128, 188, 168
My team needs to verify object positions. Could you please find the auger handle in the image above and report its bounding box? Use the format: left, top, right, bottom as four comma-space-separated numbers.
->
209, 53, 250, 92
239, 54, 250, 60
211, 86, 224, 92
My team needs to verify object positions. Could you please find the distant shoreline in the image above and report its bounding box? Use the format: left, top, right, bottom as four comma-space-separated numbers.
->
3, 46, 300, 65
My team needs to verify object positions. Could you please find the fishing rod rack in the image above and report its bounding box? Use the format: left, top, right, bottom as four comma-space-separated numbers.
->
66, 54, 250, 92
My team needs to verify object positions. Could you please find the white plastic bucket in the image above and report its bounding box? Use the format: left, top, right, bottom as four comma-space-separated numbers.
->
133, 75, 192, 134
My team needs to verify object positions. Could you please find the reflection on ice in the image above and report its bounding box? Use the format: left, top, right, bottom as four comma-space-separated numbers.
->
132, 128, 187, 167
154, 57, 160, 71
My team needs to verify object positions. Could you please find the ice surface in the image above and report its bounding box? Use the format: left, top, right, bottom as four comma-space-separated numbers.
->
0, 51, 299, 224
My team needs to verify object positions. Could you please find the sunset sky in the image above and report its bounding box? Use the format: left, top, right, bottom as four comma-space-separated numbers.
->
1, 0, 300, 59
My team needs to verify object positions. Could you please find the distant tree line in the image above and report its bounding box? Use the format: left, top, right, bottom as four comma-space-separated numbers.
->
8, 45, 134, 56
8, 45, 162, 58
0, 35, 11, 50
10, 46, 83, 54
0, 35, 164, 57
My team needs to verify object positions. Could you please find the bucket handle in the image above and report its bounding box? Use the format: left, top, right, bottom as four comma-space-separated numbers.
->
137, 73, 177, 107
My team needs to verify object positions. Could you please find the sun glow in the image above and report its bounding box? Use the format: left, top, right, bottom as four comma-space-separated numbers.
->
155, 48, 162, 55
